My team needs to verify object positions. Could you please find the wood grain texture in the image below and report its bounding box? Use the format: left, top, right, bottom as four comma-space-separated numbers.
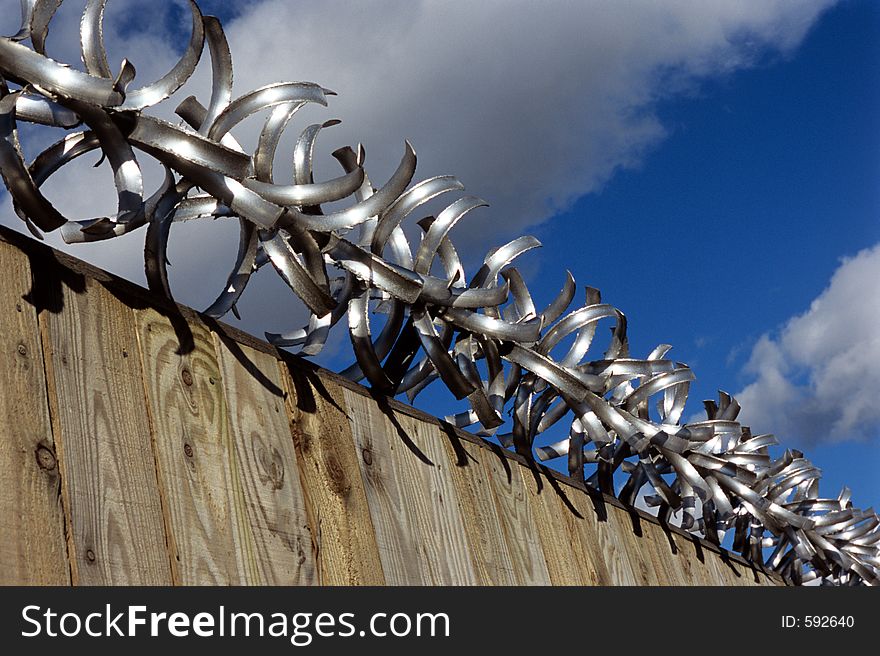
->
519, 466, 607, 585
702, 542, 769, 586
135, 307, 250, 585
343, 388, 477, 584
342, 389, 424, 584
667, 531, 722, 585
668, 531, 709, 585
0, 226, 780, 588
438, 430, 520, 584
477, 444, 552, 585
637, 520, 690, 586
0, 241, 69, 584
214, 334, 316, 585
41, 276, 171, 585
612, 508, 664, 586
573, 493, 640, 585
385, 411, 477, 584
279, 362, 385, 585
697, 542, 731, 585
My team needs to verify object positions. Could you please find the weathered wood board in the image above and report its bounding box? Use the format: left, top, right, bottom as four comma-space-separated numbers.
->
214, 333, 316, 585
41, 275, 171, 585
438, 430, 522, 585
472, 443, 552, 585
0, 241, 69, 584
0, 226, 781, 588
279, 362, 385, 585
343, 389, 477, 585
135, 307, 250, 585
520, 466, 610, 585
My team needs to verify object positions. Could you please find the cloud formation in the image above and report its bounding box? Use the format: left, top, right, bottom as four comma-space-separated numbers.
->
0, 0, 837, 337
220, 0, 837, 248
735, 243, 880, 446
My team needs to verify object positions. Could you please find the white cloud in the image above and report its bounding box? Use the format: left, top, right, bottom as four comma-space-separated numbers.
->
735, 243, 880, 445
219, 0, 837, 250
0, 0, 837, 341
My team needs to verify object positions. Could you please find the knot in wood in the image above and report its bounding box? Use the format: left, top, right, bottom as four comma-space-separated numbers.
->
35, 445, 56, 471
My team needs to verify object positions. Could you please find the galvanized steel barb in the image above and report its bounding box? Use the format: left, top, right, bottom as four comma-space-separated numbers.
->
1, 0, 877, 585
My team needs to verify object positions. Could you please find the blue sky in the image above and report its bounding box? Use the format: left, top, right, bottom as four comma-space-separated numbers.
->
1, 0, 877, 512
290, 0, 880, 509
530, 1, 880, 506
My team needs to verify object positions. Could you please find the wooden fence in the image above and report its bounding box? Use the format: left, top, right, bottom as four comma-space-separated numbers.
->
0, 224, 778, 586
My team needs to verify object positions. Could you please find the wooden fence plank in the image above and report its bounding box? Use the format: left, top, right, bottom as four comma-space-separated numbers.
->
342, 389, 425, 584
578, 497, 640, 585
715, 552, 751, 586
554, 484, 615, 585
0, 241, 69, 584
135, 307, 250, 585
658, 527, 707, 585
672, 532, 718, 585
41, 276, 171, 585
519, 467, 606, 585
0, 227, 781, 588
748, 566, 776, 587
617, 511, 667, 586
636, 520, 691, 586
343, 389, 477, 584
478, 447, 552, 585
384, 412, 477, 584
439, 432, 519, 585
697, 542, 730, 585
279, 363, 385, 585
601, 506, 663, 586
707, 546, 770, 586
214, 334, 316, 585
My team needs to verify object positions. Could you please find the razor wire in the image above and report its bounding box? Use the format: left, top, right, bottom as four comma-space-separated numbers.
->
1, 0, 877, 585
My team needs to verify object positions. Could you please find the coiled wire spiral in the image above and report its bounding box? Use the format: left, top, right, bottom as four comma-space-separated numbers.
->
1, 0, 877, 585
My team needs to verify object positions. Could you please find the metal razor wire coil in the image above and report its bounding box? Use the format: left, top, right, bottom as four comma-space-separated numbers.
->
1, 0, 877, 585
